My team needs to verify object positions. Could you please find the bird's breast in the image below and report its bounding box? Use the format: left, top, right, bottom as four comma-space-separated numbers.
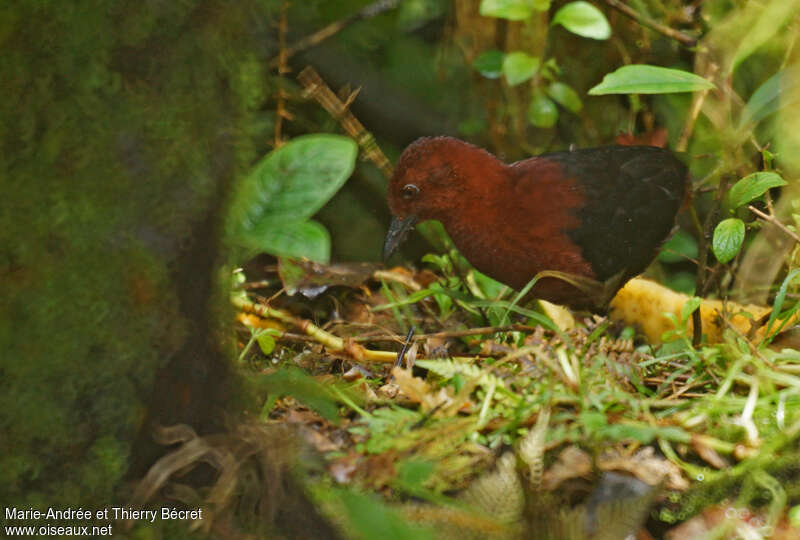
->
443, 166, 595, 298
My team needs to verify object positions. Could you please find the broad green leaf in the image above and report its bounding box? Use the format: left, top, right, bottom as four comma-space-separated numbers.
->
547, 81, 582, 113
479, 0, 533, 21
473, 50, 504, 79
228, 134, 357, 233
728, 172, 787, 209
552, 1, 611, 40
532, 0, 551, 10
589, 65, 715, 95
658, 230, 698, 263
527, 93, 558, 127
502, 52, 539, 86
732, 0, 800, 71
712, 218, 745, 263
244, 220, 331, 263
739, 69, 800, 129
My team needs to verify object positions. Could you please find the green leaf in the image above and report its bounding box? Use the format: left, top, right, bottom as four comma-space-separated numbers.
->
728, 172, 787, 210
547, 81, 582, 113
552, 1, 611, 40
531, 0, 551, 10
681, 297, 702, 323
502, 52, 539, 86
472, 270, 508, 299
588, 65, 715, 95
258, 367, 340, 422
739, 70, 800, 129
473, 50, 504, 79
658, 230, 698, 263
527, 93, 558, 127
246, 220, 331, 263
479, 0, 533, 21
256, 333, 276, 355
765, 269, 800, 342
712, 218, 746, 264
228, 134, 357, 233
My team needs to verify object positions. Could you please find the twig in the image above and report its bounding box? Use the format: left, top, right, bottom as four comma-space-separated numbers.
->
270, 0, 405, 68
233, 294, 397, 363
298, 66, 394, 177
240, 279, 280, 290
748, 204, 800, 245
394, 326, 416, 369
417, 324, 542, 341
372, 269, 422, 291
601, 0, 697, 46
273, 1, 291, 148
720, 315, 773, 368
689, 201, 711, 348
301, 323, 546, 343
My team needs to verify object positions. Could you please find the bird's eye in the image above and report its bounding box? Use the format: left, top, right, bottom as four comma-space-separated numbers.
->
401, 184, 419, 199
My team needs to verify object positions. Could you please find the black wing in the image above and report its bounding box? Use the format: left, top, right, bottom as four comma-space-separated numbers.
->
549, 146, 687, 281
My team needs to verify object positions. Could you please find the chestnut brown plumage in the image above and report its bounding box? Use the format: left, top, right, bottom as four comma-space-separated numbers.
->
383, 136, 687, 309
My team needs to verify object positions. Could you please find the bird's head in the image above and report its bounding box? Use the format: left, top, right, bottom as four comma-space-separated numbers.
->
383, 136, 501, 261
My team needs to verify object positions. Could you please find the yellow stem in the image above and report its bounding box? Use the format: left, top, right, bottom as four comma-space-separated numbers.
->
233, 295, 397, 363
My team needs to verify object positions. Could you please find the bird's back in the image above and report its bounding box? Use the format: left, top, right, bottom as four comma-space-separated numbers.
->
540, 145, 687, 282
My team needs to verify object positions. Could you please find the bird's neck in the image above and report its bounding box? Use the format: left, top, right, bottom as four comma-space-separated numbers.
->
436, 149, 515, 275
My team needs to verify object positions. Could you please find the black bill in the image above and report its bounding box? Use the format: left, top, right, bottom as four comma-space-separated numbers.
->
382, 214, 418, 262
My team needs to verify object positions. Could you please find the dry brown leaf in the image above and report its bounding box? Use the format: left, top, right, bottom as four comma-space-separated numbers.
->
391, 366, 454, 412
541, 445, 592, 491
690, 435, 730, 469
329, 453, 360, 484
598, 446, 688, 490
300, 427, 340, 453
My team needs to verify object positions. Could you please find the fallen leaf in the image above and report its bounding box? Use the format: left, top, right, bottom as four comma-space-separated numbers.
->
542, 445, 592, 490
598, 446, 688, 490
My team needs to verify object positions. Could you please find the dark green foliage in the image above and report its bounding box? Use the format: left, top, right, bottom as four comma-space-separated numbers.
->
0, 0, 274, 512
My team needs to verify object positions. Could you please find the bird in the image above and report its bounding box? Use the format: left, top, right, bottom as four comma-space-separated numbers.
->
383, 136, 687, 310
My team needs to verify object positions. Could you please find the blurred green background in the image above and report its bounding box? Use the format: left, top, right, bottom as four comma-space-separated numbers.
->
3, 0, 799, 531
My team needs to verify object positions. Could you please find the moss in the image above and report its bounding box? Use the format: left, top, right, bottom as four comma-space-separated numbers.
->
1, 0, 274, 513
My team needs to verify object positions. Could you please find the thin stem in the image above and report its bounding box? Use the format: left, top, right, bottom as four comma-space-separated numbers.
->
232, 294, 397, 363
297, 66, 394, 177
748, 205, 800, 245
601, 0, 697, 46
